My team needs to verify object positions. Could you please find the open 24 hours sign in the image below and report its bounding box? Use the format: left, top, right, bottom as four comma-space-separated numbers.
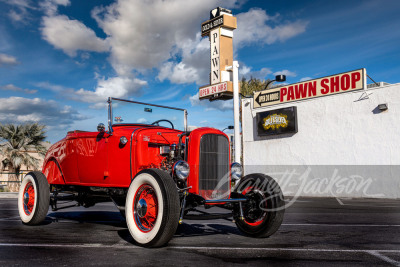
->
254, 69, 366, 108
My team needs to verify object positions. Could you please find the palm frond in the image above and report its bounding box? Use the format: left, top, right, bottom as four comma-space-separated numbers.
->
0, 123, 48, 171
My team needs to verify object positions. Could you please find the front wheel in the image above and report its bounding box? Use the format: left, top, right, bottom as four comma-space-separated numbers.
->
18, 171, 50, 225
125, 169, 180, 247
234, 173, 285, 238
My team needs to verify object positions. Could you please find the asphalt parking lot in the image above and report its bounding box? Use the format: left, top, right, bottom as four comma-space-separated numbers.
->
1, 194, 400, 266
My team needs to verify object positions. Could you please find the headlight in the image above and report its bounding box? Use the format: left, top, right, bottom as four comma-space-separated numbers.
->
120, 136, 128, 145
173, 160, 190, 180
231, 162, 242, 180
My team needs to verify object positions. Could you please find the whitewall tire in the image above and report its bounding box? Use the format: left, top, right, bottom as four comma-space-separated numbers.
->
126, 169, 180, 247
18, 171, 50, 225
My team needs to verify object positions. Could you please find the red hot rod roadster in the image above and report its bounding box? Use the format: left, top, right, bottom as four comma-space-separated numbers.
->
18, 97, 285, 247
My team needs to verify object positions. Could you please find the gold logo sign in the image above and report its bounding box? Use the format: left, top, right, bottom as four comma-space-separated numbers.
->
262, 114, 288, 130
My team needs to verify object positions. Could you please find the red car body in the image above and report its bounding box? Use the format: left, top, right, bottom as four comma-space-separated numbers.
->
42, 126, 229, 197
18, 98, 284, 248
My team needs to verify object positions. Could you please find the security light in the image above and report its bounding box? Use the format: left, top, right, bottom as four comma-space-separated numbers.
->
264, 75, 287, 90
378, 103, 388, 111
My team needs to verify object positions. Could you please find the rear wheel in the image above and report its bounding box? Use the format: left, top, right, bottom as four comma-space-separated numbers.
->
234, 173, 285, 237
125, 169, 180, 247
18, 171, 50, 225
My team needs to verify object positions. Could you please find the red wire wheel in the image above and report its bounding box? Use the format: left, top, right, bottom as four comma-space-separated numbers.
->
241, 186, 268, 226
133, 184, 159, 232
234, 173, 285, 238
22, 182, 35, 215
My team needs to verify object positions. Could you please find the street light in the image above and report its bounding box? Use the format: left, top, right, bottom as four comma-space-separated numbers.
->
222, 125, 234, 132
264, 75, 286, 90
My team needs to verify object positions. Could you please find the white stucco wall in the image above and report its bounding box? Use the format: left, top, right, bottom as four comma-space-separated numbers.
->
242, 83, 400, 198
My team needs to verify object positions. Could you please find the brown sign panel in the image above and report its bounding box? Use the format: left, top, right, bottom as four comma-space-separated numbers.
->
253, 69, 366, 108
201, 15, 237, 37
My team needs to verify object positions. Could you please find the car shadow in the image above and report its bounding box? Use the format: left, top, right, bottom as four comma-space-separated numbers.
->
117, 222, 242, 246
46, 210, 243, 246
175, 222, 241, 237
46, 211, 127, 227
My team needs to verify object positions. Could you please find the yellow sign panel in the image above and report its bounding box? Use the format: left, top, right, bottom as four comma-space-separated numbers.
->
262, 114, 288, 130
254, 69, 366, 108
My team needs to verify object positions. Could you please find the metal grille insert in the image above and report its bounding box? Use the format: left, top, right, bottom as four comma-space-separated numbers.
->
199, 134, 230, 200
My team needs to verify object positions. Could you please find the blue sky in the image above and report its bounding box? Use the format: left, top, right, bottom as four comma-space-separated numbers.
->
0, 0, 399, 143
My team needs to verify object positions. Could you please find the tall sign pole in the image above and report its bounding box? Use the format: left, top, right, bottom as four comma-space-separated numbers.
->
199, 7, 241, 163
232, 61, 241, 163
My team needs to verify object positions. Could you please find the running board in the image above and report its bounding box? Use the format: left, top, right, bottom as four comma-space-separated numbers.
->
204, 198, 247, 204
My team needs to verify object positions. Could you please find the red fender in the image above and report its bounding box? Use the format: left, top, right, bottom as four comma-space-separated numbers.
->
43, 159, 65, 185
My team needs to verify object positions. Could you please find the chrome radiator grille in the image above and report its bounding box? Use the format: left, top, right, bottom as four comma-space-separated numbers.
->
199, 134, 230, 200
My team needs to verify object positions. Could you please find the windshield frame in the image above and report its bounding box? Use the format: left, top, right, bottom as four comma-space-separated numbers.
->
107, 97, 188, 133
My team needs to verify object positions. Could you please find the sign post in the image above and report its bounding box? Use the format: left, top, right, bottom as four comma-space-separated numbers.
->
232, 61, 241, 163
199, 7, 241, 163
199, 7, 237, 101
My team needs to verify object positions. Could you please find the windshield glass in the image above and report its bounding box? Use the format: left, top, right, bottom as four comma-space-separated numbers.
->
110, 98, 186, 131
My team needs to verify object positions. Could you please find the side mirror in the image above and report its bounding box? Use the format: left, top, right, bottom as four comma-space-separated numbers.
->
97, 123, 106, 132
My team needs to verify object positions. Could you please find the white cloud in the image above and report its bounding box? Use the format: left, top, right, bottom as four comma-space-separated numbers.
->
91, 0, 241, 79
158, 62, 200, 84
2, 0, 34, 9
157, 35, 210, 85
274, 69, 297, 77
0, 97, 85, 128
137, 118, 148, 124
39, 0, 70, 16
35, 1, 308, 107
41, 15, 109, 57
0, 84, 37, 94
240, 66, 272, 80
70, 76, 147, 106
144, 87, 183, 102
93, 1, 233, 73
35, 77, 147, 107
35, 81, 66, 92
190, 92, 233, 111
239, 66, 252, 76
145, 6, 306, 86
0, 53, 19, 66
234, 8, 308, 48
9, 9, 24, 23
2, 0, 36, 23
300, 77, 313, 82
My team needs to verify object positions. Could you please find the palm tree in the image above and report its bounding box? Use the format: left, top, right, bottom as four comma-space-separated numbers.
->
240, 77, 275, 98
0, 123, 47, 192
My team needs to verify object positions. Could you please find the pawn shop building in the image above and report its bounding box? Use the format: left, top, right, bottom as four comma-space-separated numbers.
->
241, 69, 400, 199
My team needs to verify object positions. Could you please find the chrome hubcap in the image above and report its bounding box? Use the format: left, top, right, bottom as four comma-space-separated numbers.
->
24, 192, 30, 206
137, 198, 148, 218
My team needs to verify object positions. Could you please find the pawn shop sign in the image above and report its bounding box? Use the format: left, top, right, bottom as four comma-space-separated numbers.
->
199, 7, 237, 100
253, 69, 366, 108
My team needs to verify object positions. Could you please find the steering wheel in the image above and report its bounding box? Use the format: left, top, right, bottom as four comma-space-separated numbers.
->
151, 119, 174, 129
